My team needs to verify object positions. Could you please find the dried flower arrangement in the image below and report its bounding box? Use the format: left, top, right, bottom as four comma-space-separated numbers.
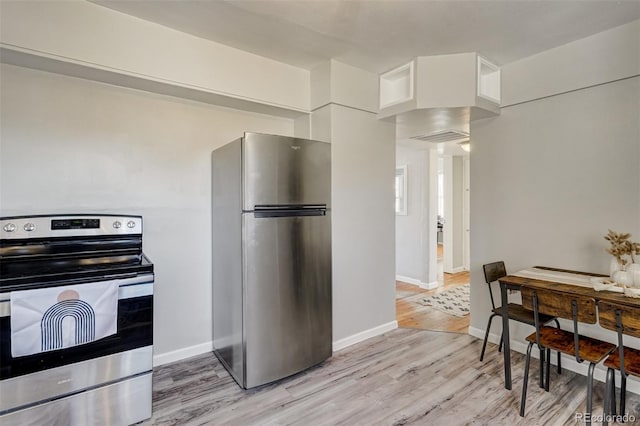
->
605, 229, 638, 267
606, 230, 640, 290
628, 241, 640, 263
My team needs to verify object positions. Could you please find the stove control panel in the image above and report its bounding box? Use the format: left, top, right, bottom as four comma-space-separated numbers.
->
0, 215, 143, 239
52, 218, 100, 230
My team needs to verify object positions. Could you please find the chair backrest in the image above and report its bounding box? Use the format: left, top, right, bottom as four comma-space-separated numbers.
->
598, 301, 640, 337
521, 286, 597, 324
483, 261, 506, 284
483, 261, 506, 310
522, 285, 597, 363
598, 301, 640, 377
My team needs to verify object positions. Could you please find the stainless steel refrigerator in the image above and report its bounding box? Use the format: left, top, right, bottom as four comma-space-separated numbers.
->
212, 132, 332, 389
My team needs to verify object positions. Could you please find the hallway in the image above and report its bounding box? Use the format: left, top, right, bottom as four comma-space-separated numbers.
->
395, 272, 469, 332
395, 245, 470, 332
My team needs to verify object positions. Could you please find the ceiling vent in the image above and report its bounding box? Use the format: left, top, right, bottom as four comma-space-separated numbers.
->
409, 129, 470, 144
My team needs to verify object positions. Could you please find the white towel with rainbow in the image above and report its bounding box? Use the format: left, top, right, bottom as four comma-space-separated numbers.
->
10, 281, 119, 357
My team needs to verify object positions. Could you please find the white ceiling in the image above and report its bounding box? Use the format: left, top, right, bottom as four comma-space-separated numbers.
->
94, 0, 640, 73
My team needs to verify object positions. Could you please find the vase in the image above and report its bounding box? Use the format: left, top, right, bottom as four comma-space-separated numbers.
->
614, 270, 634, 287
627, 262, 640, 288
610, 257, 623, 279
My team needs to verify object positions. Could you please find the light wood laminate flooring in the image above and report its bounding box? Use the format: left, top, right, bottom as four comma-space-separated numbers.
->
143, 328, 640, 425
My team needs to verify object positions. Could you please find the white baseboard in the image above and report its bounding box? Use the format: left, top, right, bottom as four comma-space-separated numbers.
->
396, 275, 439, 290
396, 275, 421, 286
333, 320, 398, 352
444, 266, 465, 274
468, 326, 640, 394
154, 321, 399, 367
420, 281, 439, 290
153, 341, 213, 367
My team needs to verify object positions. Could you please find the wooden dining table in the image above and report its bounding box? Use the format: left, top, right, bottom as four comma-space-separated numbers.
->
497, 266, 640, 390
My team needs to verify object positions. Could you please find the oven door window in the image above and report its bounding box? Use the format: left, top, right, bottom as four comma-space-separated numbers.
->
0, 294, 152, 380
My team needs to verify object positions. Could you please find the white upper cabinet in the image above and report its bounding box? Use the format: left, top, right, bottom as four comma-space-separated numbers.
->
378, 53, 501, 120
477, 56, 501, 104
379, 61, 415, 109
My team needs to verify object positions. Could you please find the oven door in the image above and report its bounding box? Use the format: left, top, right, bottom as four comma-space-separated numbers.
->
0, 274, 153, 414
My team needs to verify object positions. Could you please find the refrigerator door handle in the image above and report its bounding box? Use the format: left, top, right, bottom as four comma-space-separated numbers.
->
253, 205, 327, 218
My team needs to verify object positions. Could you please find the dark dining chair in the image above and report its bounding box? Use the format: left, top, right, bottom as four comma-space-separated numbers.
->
519, 286, 615, 424
599, 301, 640, 425
480, 261, 562, 372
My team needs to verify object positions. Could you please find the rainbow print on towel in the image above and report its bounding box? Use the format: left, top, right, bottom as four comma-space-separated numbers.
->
10, 281, 118, 357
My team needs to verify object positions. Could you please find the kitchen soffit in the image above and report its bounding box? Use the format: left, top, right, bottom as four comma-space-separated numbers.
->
92, 0, 640, 73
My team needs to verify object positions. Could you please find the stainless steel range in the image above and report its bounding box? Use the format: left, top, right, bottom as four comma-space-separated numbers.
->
0, 214, 153, 425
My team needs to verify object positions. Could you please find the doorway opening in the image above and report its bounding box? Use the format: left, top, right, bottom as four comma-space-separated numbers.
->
395, 145, 470, 333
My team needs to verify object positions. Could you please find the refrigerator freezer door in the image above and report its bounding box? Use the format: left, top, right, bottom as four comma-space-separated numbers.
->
242, 212, 332, 388
242, 133, 331, 210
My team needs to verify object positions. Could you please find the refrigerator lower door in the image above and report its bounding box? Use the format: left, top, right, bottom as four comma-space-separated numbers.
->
242, 212, 332, 388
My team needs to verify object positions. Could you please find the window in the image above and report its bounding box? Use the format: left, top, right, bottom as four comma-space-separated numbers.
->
395, 166, 407, 215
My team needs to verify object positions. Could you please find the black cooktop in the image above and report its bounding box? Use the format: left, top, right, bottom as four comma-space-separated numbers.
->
0, 234, 154, 292
0, 254, 154, 292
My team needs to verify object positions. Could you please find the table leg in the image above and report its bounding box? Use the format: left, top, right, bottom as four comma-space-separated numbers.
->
501, 281, 512, 390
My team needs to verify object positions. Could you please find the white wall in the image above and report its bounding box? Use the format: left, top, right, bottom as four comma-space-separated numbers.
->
0, 0, 310, 112
443, 155, 467, 274
328, 104, 396, 342
501, 20, 640, 107
310, 60, 378, 113
310, 62, 332, 111
416, 53, 476, 108
471, 75, 640, 328
396, 146, 427, 281
451, 156, 464, 270
0, 64, 294, 362
307, 61, 397, 345
470, 20, 640, 381
329, 61, 379, 113
395, 146, 438, 287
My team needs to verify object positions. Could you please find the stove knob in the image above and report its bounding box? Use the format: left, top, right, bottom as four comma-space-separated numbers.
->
24, 223, 36, 232
127, 220, 136, 229
3, 223, 16, 232
113, 221, 122, 229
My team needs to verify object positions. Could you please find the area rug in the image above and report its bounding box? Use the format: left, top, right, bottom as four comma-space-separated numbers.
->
416, 284, 470, 317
